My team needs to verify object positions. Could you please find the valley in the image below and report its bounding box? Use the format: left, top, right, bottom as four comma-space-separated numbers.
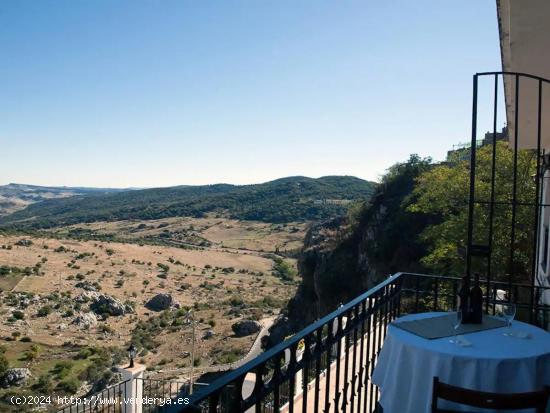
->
0, 217, 306, 408
0, 176, 374, 410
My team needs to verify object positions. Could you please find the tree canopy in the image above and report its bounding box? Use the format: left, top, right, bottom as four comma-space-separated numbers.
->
409, 142, 537, 284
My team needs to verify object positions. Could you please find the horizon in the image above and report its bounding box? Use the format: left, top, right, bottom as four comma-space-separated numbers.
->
1, 1, 503, 187
0, 173, 376, 190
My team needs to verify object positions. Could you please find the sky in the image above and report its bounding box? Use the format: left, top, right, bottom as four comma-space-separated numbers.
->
0, 1, 503, 188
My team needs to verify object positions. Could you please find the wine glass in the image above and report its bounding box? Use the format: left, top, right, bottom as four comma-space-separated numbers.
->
449, 309, 462, 344
501, 303, 516, 336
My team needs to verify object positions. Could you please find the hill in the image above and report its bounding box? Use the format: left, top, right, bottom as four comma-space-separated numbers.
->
0, 183, 128, 217
0, 176, 376, 229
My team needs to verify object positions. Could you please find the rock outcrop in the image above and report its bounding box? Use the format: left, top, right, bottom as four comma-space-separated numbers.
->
90, 294, 129, 316
145, 294, 179, 311
266, 159, 433, 347
1, 368, 31, 387
232, 320, 261, 337
73, 312, 98, 329
75, 291, 100, 303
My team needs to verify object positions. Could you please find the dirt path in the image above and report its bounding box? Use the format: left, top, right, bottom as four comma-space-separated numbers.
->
159, 316, 277, 379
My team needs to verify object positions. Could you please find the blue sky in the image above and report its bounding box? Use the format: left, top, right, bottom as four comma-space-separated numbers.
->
0, 1, 502, 188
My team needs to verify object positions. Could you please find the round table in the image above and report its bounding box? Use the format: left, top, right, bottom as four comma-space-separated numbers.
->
371, 312, 550, 413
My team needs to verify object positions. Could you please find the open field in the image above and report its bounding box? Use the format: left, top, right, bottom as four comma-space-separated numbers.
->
0, 218, 305, 407
50, 216, 307, 253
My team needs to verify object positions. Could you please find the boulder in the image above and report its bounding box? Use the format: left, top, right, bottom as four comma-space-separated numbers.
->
90, 294, 126, 316
72, 313, 98, 329
231, 320, 261, 337
1, 368, 31, 387
145, 294, 178, 311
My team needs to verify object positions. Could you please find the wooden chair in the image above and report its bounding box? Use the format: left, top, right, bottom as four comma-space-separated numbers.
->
431, 376, 550, 413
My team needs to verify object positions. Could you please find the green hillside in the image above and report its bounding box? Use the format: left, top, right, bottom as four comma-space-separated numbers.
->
0, 176, 376, 229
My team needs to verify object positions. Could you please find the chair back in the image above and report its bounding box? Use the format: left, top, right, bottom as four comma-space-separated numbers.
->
431, 377, 550, 413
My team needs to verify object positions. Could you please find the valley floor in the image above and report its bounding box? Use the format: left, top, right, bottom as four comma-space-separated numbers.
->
0, 217, 306, 408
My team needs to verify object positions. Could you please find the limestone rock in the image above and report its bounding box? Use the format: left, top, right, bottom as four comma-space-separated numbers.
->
145, 294, 178, 311
75, 291, 100, 303
231, 320, 261, 337
1, 368, 31, 387
90, 295, 126, 316
72, 312, 98, 329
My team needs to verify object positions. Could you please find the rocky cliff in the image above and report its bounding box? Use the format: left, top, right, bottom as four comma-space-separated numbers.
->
267, 156, 434, 345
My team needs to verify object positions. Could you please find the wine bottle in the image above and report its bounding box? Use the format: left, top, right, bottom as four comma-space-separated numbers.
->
458, 275, 471, 323
470, 273, 483, 324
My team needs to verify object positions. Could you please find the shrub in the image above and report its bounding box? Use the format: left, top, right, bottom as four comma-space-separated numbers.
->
157, 263, 170, 272
75, 348, 93, 359
12, 310, 25, 320
272, 257, 296, 281
24, 345, 39, 361
33, 374, 53, 393
226, 295, 244, 307
58, 377, 81, 394
0, 354, 9, 377
52, 360, 74, 379
37, 306, 52, 317
99, 324, 114, 334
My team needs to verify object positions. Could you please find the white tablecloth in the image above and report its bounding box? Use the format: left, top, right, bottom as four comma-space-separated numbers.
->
371, 312, 550, 413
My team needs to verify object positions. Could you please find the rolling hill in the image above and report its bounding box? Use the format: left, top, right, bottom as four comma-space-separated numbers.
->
0, 183, 128, 217
0, 176, 376, 229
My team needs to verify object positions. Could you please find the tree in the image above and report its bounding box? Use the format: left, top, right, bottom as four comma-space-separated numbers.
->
0, 354, 8, 378
409, 142, 536, 283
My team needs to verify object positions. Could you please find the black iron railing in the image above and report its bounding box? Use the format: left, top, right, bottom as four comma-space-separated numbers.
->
54, 379, 130, 413
49, 273, 549, 413
160, 272, 549, 413
139, 378, 191, 413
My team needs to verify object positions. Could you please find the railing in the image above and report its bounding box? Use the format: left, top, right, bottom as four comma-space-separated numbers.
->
139, 378, 191, 413
161, 272, 549, 413
54, 379, 130, 413
50, 273, 549, 413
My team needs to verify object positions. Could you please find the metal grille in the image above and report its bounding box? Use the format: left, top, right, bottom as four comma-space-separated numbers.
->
54, 379, 130, 413
466, 72, 550, 325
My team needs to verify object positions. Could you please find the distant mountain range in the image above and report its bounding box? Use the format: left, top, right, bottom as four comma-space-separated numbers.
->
0, 176, 376, 229
0, 183, 128, 217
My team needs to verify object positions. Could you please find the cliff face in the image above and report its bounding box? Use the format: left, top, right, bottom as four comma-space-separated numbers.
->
267, 157, 434, 345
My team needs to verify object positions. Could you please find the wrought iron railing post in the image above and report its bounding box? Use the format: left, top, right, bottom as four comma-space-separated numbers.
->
466, 73, 479, 284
